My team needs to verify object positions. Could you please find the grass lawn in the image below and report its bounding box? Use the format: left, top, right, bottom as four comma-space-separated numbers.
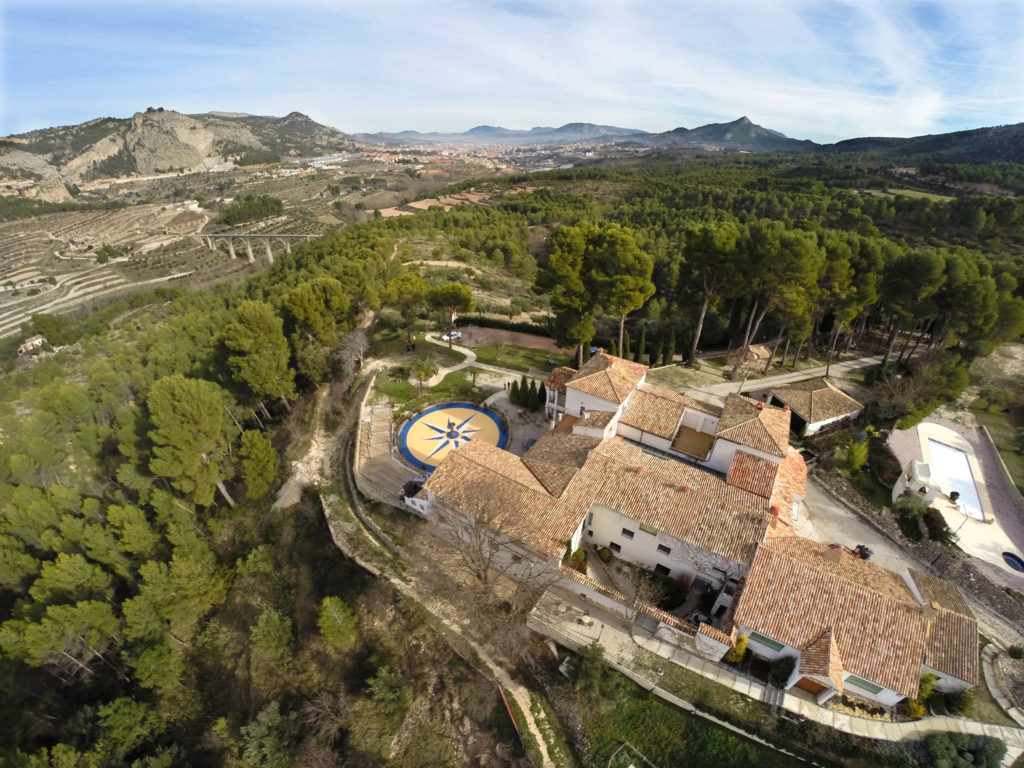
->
973, 406, 1024, 494
864, 188, 956, 203
370, 329, 467, 367
373, 366, 495, 415
577, 677, 801, 768
472, 343, 567, 373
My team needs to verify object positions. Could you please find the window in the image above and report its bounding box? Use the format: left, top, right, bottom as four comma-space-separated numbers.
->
609, 542, 621, 553
639, 523, 658, 535
845, 675, 884, 695
654, 564, 670, 576
586, 512, 593, 525
587, 529, 593, 537
749, 631, 786, 652
621, 528, 635, 540
657, 544, 672, 555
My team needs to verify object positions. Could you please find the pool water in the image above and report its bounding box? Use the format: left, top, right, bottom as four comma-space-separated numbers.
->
927, 440, 984, 520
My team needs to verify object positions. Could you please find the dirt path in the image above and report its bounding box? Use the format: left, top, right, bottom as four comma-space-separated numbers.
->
288, 378, 557, 767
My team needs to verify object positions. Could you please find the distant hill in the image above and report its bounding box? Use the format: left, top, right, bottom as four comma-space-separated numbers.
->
823, 122, 1024, 164
352, 122, 649, 146
0, 108, 352, 201
647, 116, 815, 152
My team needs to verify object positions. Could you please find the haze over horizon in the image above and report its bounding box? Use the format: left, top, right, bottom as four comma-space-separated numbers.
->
2, 0, 1023, 143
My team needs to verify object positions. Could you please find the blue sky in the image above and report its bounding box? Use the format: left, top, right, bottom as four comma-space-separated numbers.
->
2, 0, 1022, 142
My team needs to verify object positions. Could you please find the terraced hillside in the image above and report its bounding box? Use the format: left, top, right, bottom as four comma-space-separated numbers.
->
0, 201, 210, 337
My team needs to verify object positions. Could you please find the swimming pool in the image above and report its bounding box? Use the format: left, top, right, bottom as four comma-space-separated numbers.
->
927, 439, 984, 520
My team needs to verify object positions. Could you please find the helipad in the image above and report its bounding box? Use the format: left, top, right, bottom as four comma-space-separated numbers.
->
398, 402, 507, 471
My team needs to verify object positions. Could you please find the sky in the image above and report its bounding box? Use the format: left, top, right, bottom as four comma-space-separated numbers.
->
2, 0, 1023, 143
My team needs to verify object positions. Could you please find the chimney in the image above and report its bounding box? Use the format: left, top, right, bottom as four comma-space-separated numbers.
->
757, 402, 765, 410
783, 405, 790, 410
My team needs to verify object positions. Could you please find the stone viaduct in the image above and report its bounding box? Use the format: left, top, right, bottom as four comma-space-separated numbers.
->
195, 233, 317, 265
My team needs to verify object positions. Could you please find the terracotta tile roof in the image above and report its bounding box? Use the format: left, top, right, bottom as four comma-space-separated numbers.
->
617, 383, 722, 440
716, 394, 791, 457
426, 434, 778, 566
909, 569, 974, 618
908, 569, 977, 684
565, 352, 648, 404
523, 432, 600, 496
727, 451, 779, 498
619, 384, 687, 439
923, 610, 978, 685
734, 537, 929, 699
800, 628, 845, 693
578, 410, 617, 429
574, 439, 773, 566
771, 377, 863, 424
423, 442, 571, 558
769, 447, 809, 523
546, 366, 577, 394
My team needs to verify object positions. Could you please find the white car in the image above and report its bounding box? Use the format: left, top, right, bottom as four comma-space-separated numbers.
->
441, 331, 463, 342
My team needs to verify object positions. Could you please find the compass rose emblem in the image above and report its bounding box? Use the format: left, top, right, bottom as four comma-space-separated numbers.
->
421, 413, 482, 460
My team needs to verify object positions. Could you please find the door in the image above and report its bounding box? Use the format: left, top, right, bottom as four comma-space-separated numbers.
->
795, 677, 828, 695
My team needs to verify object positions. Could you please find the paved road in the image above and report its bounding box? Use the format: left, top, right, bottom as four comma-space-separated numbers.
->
694, 354, 884, 399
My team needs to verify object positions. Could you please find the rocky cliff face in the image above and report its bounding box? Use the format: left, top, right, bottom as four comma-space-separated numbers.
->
0, 109, 281, 197
123, 110, 266, 174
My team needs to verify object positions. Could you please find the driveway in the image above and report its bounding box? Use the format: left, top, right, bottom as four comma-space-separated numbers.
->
797, 480, 922, 574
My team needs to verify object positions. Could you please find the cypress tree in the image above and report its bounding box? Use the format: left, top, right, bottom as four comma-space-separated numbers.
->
582, 343, 591, 364
622, 333, 630, 360
651, 340, 662, 368
527, 379, 538, 408
510, 379, 520, 405
663, 328, 676, 366
519, 375, 529, 405
609, 338, 618, 356
535, 383, 546, 411
634, 325, 646, 363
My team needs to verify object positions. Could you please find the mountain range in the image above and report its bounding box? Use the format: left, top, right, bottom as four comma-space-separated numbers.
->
3, 109, 1023, 202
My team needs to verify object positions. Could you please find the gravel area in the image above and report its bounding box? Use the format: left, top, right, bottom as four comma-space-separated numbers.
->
997, 653, 1024, 709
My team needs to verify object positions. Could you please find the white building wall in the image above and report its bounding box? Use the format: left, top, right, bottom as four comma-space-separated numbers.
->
682, 409, 719, 434
805, 410, 862, 436
922, 664, 973, 693
564, 388, 619, 419
614, 423, 673, 453
705, 438, 781, 475
586, 504, 742, 585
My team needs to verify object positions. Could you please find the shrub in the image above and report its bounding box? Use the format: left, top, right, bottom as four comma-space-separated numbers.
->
598, 546, 612, 563
945, 688, 975, 716
724, 635, 747, 664
845, 439, 869, 471
917, 673, 939, 701
1008, 644, 1024, 660
901, 698, 926, 719
922, 508, 952, 543
769, 655, 797, 687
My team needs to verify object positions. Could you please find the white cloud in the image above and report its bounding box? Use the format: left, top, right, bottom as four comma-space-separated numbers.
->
2, 0, 1022, 140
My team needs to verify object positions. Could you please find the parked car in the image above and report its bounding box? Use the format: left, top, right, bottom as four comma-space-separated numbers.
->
441, 331, 462, 342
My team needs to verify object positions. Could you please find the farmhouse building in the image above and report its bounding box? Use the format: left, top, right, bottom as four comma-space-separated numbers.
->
769, 377, 863, 436
405, 352, 976, 708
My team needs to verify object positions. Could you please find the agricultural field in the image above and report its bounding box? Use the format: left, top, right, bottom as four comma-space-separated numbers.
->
0, 155, 501, 339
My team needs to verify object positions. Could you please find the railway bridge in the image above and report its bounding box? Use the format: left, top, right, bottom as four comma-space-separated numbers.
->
196, 233, 318, 265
